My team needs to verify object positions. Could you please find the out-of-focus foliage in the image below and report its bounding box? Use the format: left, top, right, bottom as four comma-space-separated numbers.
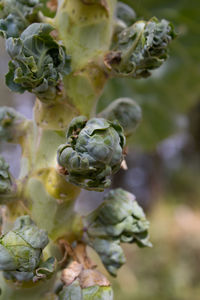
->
99, 0, 200, 149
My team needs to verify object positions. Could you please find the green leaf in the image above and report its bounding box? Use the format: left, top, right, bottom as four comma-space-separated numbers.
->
6, 23, 71, 102
59, 280, 83, 300
83, 286, 113, 300
88, 238, 126, 276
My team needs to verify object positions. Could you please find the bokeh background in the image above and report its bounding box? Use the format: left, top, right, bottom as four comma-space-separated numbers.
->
1, 0, 200, 299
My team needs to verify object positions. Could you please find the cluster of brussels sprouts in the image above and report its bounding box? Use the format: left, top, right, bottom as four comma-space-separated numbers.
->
0, 1, 176, 298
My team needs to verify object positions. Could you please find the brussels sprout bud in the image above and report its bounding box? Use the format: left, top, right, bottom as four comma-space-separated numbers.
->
85, 189, 151, 246
98, 98, 142, 136
5, 23, 71, 102
57, 117, 126, 191
0, 156, 12, 196
116, 2, 136, 27
84, 189, 151, 275
0, 106, 26, 142
0, 215, 49, 281
104, 17, 176, 78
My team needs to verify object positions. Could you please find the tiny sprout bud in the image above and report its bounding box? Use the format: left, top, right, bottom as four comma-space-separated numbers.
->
0, 156, 12, 196
0, 106, 26, 142
0, 215, 49, 281
98, 98, 142, 136
57, 117, 126, 191
116, 2, 136, 27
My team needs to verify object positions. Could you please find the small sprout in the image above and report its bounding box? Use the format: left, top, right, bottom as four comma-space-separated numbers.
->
0, 156, 12, 196
116, 2, 136, 27
98, 98, 142, 137
0, 0, 40, 38
83, 189, 151, 275
0, 106, 26, 142
57, 117, 126, 191
6, 23, 71, 102
105, 17, 176, 78
0, 215, 51, 281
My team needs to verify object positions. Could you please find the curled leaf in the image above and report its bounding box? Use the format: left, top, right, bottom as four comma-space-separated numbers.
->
34, 257, 57, 281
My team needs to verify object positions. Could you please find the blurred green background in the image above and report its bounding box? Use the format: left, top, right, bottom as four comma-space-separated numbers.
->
1, 0, 200, 299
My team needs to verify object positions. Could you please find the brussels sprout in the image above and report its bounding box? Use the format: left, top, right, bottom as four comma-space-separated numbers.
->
0, 156, 12, 196
98, 98, 142, 136
5, 23, 71, 102
116, 2, 136, 27
0, 106, 26, 142
57, 117, 126, 191
0, 215, 49, 281
84, 189, 152, 275
104, 17, 176, 78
